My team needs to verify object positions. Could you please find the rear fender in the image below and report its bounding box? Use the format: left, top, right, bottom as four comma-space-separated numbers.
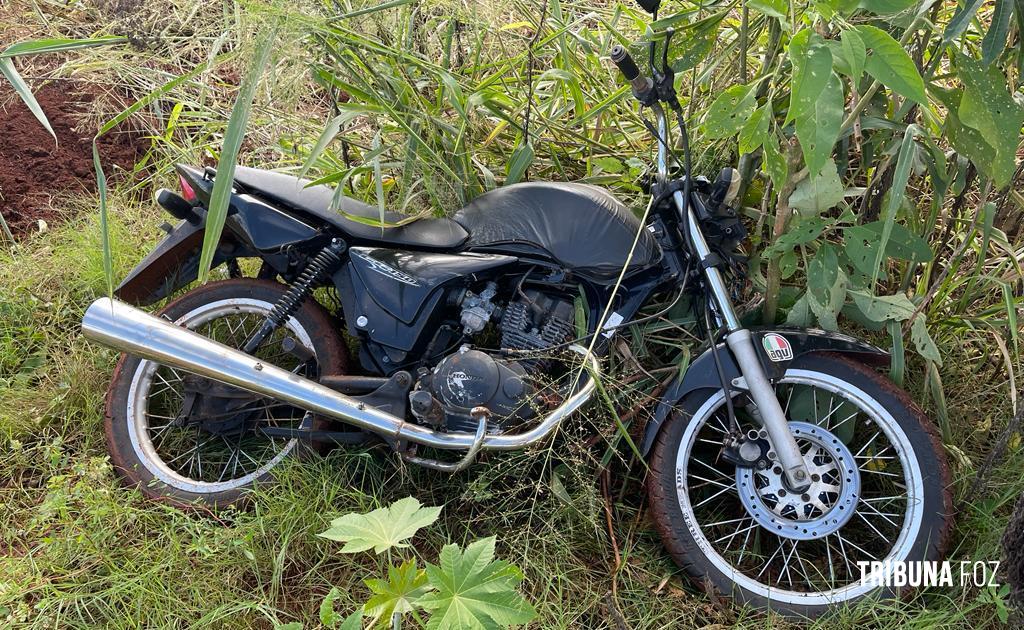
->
118, 164, 323, 305
638, 328, 889, 456
115, 215, 240, 305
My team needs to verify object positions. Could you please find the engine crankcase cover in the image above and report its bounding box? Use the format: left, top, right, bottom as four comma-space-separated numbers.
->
432, 349, 532, 424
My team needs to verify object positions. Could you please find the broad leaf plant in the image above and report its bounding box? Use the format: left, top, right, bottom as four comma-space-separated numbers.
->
314, 498, 535, 629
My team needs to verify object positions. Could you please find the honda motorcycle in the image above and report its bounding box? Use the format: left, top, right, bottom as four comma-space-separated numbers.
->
81, 0, 952, 617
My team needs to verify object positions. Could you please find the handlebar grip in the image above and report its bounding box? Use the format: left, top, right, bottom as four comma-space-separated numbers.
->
609, 45, 641, 81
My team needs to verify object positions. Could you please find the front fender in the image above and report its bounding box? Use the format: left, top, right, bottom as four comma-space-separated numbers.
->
638, 328, 888, 456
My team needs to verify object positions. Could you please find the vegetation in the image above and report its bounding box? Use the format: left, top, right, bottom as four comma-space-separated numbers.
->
0, 0, 1022, 627
317, 497, 535, 629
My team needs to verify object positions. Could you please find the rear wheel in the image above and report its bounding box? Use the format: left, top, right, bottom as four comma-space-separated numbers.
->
104, 278, 349, 507
647, 353, 953, 618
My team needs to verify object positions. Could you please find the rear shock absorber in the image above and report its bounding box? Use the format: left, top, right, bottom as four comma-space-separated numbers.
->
242, 239, 346, 354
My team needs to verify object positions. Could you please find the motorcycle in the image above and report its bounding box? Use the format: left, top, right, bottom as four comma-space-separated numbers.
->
81, 0, 952, 617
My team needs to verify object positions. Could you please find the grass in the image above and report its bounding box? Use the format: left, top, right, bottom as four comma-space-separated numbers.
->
1, 0, 1023, 627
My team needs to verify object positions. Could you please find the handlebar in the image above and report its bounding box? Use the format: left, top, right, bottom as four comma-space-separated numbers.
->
610, 45, 653, 99
609, 45, 640, 80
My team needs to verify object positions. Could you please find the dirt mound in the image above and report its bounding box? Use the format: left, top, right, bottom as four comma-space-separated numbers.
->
0, 81, 148, 239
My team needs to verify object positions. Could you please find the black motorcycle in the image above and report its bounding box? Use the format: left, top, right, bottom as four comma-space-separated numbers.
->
82, 1, 952, 617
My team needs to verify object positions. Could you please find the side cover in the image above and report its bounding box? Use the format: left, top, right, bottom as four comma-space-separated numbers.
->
638, 328, 889, 456
333, 248, 517, 371
116, 166, 323, 305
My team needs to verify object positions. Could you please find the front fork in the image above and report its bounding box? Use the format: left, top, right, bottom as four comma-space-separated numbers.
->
678, 190, 812, 492
653, 103, 810, 492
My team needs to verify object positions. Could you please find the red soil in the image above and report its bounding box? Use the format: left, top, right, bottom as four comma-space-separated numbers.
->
0, 81, 148, 239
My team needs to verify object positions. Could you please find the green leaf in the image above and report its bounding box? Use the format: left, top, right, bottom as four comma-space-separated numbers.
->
855, 25, 928, 106
318, 497, 442, 554
592, 156, 624, 173
814, 0, 861, 16
931, 85, 998, 178
370, 131, 385, 223
844, 225, 882, 278
364, 559, 432, 624
702, 84, 756, 139
739, 103, 771, 155
666, 13, 728, 73
841, 29, 866, 82
887, 320, 905, 385
911, 316, 942, 366
880, 221, 932, 262
795, 72, 843, 175
871, 124, 920, 288
747, 0, 787, 19
858, 0, 917, 13
780, 248, 799, 278
199, 29, 276, 282
956, 53, 1024, 189
943, 0, 985, 43
848, 289, 915, 323
320, 587, 345, 628
1, 36, 127, 58
764, 216, 831, 257
789, 159, 845, 215
806, 243, 848, 330
982, 0, 1013, 66
300, 110, 361, 177
506, 139, 534, 185
926, 360, 951, 440
762, 138, 788, 190
0, 58, 55, 141
419, 538, 536, 629
275, 623, 303, 630
92, 137, 111, 297
843, 220, 932, 279
787, 29, 834, 124
786, 293, 814, 326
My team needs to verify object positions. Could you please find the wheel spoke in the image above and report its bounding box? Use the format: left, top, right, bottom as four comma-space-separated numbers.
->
855, 510, 888, 540
688, 473, 734, 491
694, 484, 738, 508
836, 533, 877, 562
139, 305, 313, 487
756, 542, 785, 578
859, 501, 902, 528
691, 456, 734, 481
715, 522, 758, 546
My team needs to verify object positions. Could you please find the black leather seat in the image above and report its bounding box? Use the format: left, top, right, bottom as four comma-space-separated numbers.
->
453, 182, 660, 280
231, 167, 469, 249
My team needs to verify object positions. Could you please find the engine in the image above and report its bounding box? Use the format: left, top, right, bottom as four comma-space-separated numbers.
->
410, 286, 576, 433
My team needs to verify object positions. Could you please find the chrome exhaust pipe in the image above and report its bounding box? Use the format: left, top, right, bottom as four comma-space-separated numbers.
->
81, 298, 598, 452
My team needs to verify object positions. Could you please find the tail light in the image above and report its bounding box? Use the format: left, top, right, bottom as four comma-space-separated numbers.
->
178, 174, 197, 204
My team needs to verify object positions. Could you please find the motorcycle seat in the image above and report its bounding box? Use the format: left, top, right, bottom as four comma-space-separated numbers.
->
231, 166, 469, 250
452, 181, 660, 280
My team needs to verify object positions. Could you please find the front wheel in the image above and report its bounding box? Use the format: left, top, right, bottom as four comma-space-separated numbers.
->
648, 352, 953, 618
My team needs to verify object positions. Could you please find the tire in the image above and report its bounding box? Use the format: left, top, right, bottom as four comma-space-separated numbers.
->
1002, 491, 1024, 611
647, 352, 953, 618
104, 278, 349, 508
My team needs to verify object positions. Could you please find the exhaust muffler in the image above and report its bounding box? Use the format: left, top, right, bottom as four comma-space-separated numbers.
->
81, 298, 598, 453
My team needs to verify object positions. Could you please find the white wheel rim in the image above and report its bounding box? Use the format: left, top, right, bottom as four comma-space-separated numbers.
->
126, 298, 316, 494
673, 369, 926, 607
